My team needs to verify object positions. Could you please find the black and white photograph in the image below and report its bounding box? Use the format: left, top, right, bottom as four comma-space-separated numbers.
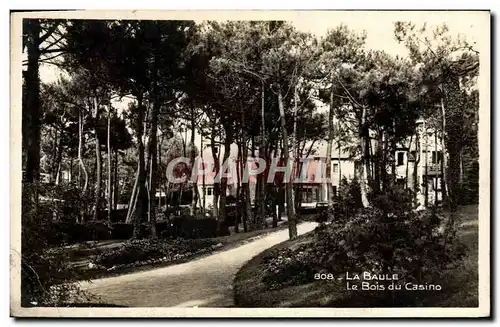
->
9, 10, 490, 318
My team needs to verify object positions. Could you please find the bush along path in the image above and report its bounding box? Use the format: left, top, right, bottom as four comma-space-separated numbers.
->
234, 183, 478, 308
78, 222, 318, 307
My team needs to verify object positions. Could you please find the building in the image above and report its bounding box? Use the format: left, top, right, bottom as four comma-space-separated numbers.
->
179, 118, 445, 210
403, 118, 445, 206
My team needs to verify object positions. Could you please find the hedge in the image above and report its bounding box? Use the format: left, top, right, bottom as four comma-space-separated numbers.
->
46, 216, 220, 245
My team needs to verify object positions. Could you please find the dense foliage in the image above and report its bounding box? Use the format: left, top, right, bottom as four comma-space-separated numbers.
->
20, 18, 479, 306
261, 181, 467, 299
21, 185, 95, 306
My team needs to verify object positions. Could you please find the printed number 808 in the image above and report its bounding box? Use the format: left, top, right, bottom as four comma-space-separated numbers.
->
314, 273, 335, 280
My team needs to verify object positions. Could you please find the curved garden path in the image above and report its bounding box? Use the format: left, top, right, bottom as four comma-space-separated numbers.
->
80, 221, 318, 307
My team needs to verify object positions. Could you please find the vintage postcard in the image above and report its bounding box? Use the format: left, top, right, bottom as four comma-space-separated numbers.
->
10, 10, 490, 318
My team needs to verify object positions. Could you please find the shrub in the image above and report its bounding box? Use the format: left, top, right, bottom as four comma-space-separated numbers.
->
44, 221, 114, 245
109, 223, 134, 239
40, 182, 94, 223
91, 238, 219, 268
21, 183, 95, 306
167, 216, 218, 239
216, 221, 231, 237
261, 246, 315, 290
109, 209, 128, 223
261, 183, 467, 296
331, 178, 363, 221
314, 205, 329, 223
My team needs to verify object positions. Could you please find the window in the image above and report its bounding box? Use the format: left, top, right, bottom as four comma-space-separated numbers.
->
207, 187, 213, 196
435, 177, 442, 190
302, 189, 314, 203
432, 151, 442, 164
332, 186, 337, 197
397, 152, 404, 166
333, 163, 339, 173
315, 188, 321, 201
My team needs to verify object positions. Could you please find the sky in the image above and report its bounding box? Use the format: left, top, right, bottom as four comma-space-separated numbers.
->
38, 11, 487, 83
34, 11, 488, 149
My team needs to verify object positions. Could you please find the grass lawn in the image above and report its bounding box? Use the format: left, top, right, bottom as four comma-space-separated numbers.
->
234, 205, 479, 307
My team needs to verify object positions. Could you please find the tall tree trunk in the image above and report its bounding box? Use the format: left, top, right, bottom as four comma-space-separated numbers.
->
277, 184, 284, 221
258, 77, 267, 227
200, 136, 205, 218
178, 184, 184, 208
270, 183, 278, 228
93, 101, 102, 221
251, 135, 256, 158
277, 138, 284, 221
424, 121, 429, 207
459, 149, 464, 184
435, 133, 438, 205
50, 127, 59, 182
126, 165, 139, 223
359, 106, 370, 207
447, 144, 460, 223
405, 136, 413, 189
190, 112, 199, 215
157, 133, 163, 210
367, 134, 375, 187
291, 84, 299, 212
166, 181, 172, 210
113, 149, 118, 211
235, 142, 241, 233
54, 129, 64, 184
256, 152, 266, 229
242, 141, 252, 232
219, 134, 232, 226
210, 129, 220, 218
69, 156, 73, 183
107, 106, 112, 224
338, 135, 342, 185
55, 162, 62, 185
128, 184, 140, 222
278, 89, 297, 239
147, 93, 159, 238
439, 97, 449, 206
325, 85, 334, 202
78, 112, 89, 193
147, 153, 156, 237
269, 143, 279, 223
183, 129, 188, 156
372, 131, 381, 194
133, 94, 148, 238
78, 111, 88, 193
413, 129, 420, 197
391, 122, 396, 179
23, 19, 41, 191
240, 110, 251, 232
381, 131, 388, 191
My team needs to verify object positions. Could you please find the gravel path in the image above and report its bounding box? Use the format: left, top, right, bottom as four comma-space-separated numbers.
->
80, 222, 318, 307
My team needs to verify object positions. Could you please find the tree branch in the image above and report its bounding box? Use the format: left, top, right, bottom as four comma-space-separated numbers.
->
39, 23, 60, 44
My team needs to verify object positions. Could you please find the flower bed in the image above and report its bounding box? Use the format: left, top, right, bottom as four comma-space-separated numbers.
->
85, 238, 224, 274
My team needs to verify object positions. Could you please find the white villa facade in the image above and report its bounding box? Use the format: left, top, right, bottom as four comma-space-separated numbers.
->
181, 118, 445, 210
